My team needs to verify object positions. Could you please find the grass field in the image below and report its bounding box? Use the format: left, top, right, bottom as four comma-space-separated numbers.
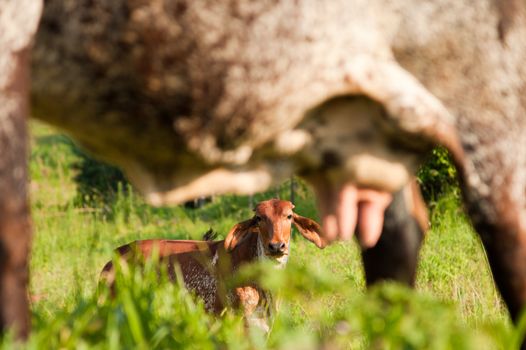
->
3, 121, 521, 348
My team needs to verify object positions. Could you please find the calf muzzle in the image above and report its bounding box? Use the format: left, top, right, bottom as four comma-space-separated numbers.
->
267, 242, 287, 256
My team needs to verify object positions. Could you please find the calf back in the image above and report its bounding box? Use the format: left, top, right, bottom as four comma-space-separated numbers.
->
102, 235, 266, 315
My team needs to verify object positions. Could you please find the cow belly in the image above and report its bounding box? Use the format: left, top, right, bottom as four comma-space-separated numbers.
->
30, 0, 389, 196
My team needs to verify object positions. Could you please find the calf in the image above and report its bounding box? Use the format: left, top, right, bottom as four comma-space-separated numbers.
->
100, 199, 326, 331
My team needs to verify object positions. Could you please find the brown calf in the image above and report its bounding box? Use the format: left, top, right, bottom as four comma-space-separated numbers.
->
100, 199, 325, 331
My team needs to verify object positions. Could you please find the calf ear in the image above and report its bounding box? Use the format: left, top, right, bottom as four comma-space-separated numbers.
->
224, 217, 257, 252
292, 213, 327, 249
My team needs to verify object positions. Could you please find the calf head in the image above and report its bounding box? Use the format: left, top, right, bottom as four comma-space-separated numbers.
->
224, 199, 326, 266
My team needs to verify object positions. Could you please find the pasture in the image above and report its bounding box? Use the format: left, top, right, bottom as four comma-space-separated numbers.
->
3, 121, 519, 348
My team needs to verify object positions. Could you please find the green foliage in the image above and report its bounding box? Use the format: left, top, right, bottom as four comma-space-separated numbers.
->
13, 255, 512, 350
73, 152, 129, 210
26, 260, 252, 350
233, 260, 504, 350
417, 147, 459, 201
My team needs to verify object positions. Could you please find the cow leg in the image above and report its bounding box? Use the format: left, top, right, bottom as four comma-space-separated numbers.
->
466, 203, 526, 349
0, 48, 32, 338
360, 189, 424, 287
471, 217, 526, 325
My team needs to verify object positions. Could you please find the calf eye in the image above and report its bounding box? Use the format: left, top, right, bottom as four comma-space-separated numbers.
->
287, 214, 292, 220
255, 215, 261, 222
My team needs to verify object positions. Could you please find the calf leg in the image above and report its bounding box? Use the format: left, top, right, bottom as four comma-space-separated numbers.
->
235, 286, 271, 333
0, 48, 32, 338
360, 189, 425, 287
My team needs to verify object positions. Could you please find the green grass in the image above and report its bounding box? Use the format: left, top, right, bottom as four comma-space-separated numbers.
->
3, 121, 519, 348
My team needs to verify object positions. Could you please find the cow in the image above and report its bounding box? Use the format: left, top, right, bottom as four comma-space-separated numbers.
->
100, 199, 326, 332
0, 0, 525, 342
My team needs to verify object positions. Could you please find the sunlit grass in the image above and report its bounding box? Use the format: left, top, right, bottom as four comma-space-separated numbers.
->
10, 121, 517, 348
